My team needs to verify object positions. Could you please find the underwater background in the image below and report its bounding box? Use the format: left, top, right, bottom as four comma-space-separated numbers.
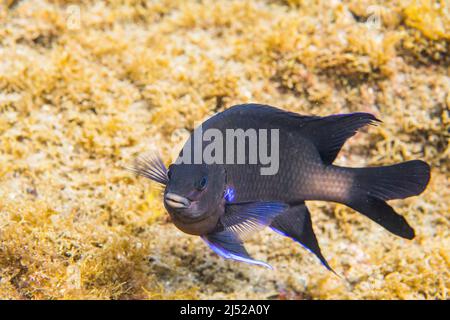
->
0, 0, 448, 299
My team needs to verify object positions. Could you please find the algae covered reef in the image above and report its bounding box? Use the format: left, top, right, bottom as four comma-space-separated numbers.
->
0, 0, 448, 299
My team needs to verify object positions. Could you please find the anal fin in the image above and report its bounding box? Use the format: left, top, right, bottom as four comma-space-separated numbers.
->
270, 203, 336, 274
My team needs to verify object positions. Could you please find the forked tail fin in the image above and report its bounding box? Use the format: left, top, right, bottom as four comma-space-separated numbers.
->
345, 160, 430, 239
352, 160, 430, 201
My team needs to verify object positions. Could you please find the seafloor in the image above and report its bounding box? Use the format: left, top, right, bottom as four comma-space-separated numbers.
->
0, 0, 448, 299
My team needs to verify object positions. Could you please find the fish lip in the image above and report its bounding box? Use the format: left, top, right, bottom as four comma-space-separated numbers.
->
174, 213, 208, 224
164, 192, 191, 209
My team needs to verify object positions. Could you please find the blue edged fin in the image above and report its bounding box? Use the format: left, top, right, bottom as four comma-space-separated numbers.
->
270, 203, 337, 275
221, 201, 288, 240
202, 230, 272, 269
201, 201, 288, 268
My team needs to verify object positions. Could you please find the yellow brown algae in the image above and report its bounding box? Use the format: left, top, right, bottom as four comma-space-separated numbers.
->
0, 0, 448, 300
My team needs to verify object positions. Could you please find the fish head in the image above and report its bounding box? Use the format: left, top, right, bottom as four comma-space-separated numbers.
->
164, 163, 226, 235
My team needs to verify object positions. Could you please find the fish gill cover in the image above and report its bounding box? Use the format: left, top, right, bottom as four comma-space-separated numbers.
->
0, 0, 448, 299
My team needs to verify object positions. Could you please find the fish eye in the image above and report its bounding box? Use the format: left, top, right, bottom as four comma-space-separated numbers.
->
196, 176, 208, 191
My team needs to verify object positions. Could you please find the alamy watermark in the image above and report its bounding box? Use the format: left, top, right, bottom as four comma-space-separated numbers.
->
175, 126, 280, 176
365, 5, 383, 30
66, 5, 81, 30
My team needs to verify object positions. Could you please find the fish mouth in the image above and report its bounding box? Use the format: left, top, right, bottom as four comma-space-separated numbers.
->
164, 193, 191, 209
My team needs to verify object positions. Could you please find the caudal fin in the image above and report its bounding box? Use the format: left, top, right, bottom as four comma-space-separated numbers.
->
346, 160, 430, 239
353, 160, 430, 201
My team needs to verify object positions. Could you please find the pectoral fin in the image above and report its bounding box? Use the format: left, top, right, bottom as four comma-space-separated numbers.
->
201, 201, 288, 268
270, 203, 336, 274
202, 230, 272, 268
221, 201, 288, 240
129, 153, 168, 185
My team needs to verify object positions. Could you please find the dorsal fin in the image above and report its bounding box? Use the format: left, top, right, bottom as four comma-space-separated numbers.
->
220, 105, 379, 164
298, 113, 380, 164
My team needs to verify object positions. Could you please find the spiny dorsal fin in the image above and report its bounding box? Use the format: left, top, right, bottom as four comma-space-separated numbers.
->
221, 105, 378, 164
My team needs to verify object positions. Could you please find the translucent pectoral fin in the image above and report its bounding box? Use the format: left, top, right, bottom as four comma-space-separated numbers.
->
222, 201, 288, 240
201, 230, 272, 269
129, 153, 168, 185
